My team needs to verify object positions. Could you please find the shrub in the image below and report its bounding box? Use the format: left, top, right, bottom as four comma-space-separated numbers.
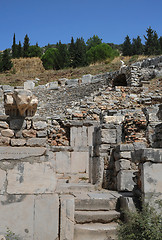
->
117, 202, 162, 240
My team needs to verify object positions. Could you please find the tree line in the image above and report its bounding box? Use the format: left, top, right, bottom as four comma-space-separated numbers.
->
122, 27, 162, 56
0, 27, 162, 73
0, 34, 119, 72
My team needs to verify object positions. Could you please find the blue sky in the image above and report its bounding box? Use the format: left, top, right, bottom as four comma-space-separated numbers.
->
0, 0, 162, 50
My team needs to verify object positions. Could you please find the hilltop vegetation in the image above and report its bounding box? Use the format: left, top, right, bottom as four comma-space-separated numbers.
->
0, 27, 161, 86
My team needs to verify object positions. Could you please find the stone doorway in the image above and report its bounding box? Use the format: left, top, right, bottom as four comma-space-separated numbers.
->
113, 74, 127, 86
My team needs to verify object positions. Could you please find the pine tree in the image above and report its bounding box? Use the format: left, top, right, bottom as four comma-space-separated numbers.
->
73, 37, 87, 68
159, 36, 162, 53
12, 33, 17, 58
86, 35, 102, 50
132, 36, 144, 55
0, 49, 12, 72
23, 34, 30, 57
144, 27, 161, 55
56, 41, 70, 69
122, 35, 132, 56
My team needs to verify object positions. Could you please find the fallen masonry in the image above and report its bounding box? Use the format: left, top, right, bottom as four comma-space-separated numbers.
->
0, 55, 161, 240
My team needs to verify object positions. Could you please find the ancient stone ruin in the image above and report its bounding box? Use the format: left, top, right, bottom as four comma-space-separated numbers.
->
0, 55, 161, 240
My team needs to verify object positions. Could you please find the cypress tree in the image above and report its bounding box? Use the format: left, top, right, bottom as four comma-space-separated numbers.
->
23, 34, 30, 57
12, 33, 17, 58
69, 37, 75, 67
17, 41, 22, 58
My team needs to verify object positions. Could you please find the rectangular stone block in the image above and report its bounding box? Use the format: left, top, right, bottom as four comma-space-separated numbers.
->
0, 169, 6, 194
101, 129, 116, 144
7, 162, 57, 194
71, 152, 89, 174
56, 151, 71, 173
115, 159, 131, 172
70, 126, 88, 147
141, 148, 162, 163
115, 144, 134, 152
34, 194, 59, 240
0, 195, 34, 239
117, 170, 135, 191
60, 195, 74, 240
0, 147, 46, 160
26, 138, 47, 147
141, 162, 162, 195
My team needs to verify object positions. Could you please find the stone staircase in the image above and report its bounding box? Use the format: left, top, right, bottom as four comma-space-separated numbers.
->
73, 191, 121, 240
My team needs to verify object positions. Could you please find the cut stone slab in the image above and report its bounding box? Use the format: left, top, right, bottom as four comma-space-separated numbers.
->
75, 192, 118, 211
115, 144, 134, 152
117, 170, 135, 191
71, 152, 89, 174
34, 194, 59, 240
101, 129, 116, 144
115, 159, 131, 172
0, 169, 6, 194
75, 210, 120, 224
74, 222, 118, 240
60, 195, 74, 240
0, 147, 46, 160
33, 120, 47, 130
7, 162, 57, 194
104, 116, 124, 124
141, 162, 162, 195
11, 139, 26, 146
55, 151, 71, 174
141, 148, 162, 163
0, 195, 34, 240
26, 137, 47, 147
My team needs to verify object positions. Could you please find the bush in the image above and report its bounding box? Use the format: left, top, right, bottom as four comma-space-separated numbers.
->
117, 202, 162, 240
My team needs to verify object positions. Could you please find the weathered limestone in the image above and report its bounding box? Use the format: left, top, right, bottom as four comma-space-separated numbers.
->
0, 194, 59, 240
117, 170, 135, 191
34, 194, 59, 240
60, 195, 74, 240
7, 162, 57, 194
4, 89, 38, 117
0, 147, 46, 160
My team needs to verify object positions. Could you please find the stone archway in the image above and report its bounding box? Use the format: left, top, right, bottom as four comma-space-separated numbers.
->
113, 74, 127, 86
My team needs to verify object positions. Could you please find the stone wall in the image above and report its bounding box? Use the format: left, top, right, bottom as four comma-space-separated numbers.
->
0, 56, 161, 239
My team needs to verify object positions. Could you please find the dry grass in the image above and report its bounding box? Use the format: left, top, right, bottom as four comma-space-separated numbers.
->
0, 55, 159, 86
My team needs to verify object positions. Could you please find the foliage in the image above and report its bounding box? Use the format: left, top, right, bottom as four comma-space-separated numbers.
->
12, 33, 16, 58
41, 48, 60, 70
122, 35, 132, 56
69, 37, 75, 67
159, 36, 162, 53
23, 34, 30, 57
5, 228, 19, 240
28, 44, 42, 58
132, 36, 144, 55
117, 203, 162, 240
86, 43, 118, 64
0, 49, 12, 72
72, 37, 87, 68
86, 35, 102, 50
56, 41, 70, 69
144, 27, 161, 55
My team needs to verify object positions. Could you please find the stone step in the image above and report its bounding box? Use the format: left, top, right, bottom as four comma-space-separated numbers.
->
75, 192, 120, 211
74, 222, 118, 240
75, 210, 120, 224
56, 183, 96, 193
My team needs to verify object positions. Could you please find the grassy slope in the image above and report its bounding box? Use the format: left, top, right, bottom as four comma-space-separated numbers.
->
0, 55, 158, 86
